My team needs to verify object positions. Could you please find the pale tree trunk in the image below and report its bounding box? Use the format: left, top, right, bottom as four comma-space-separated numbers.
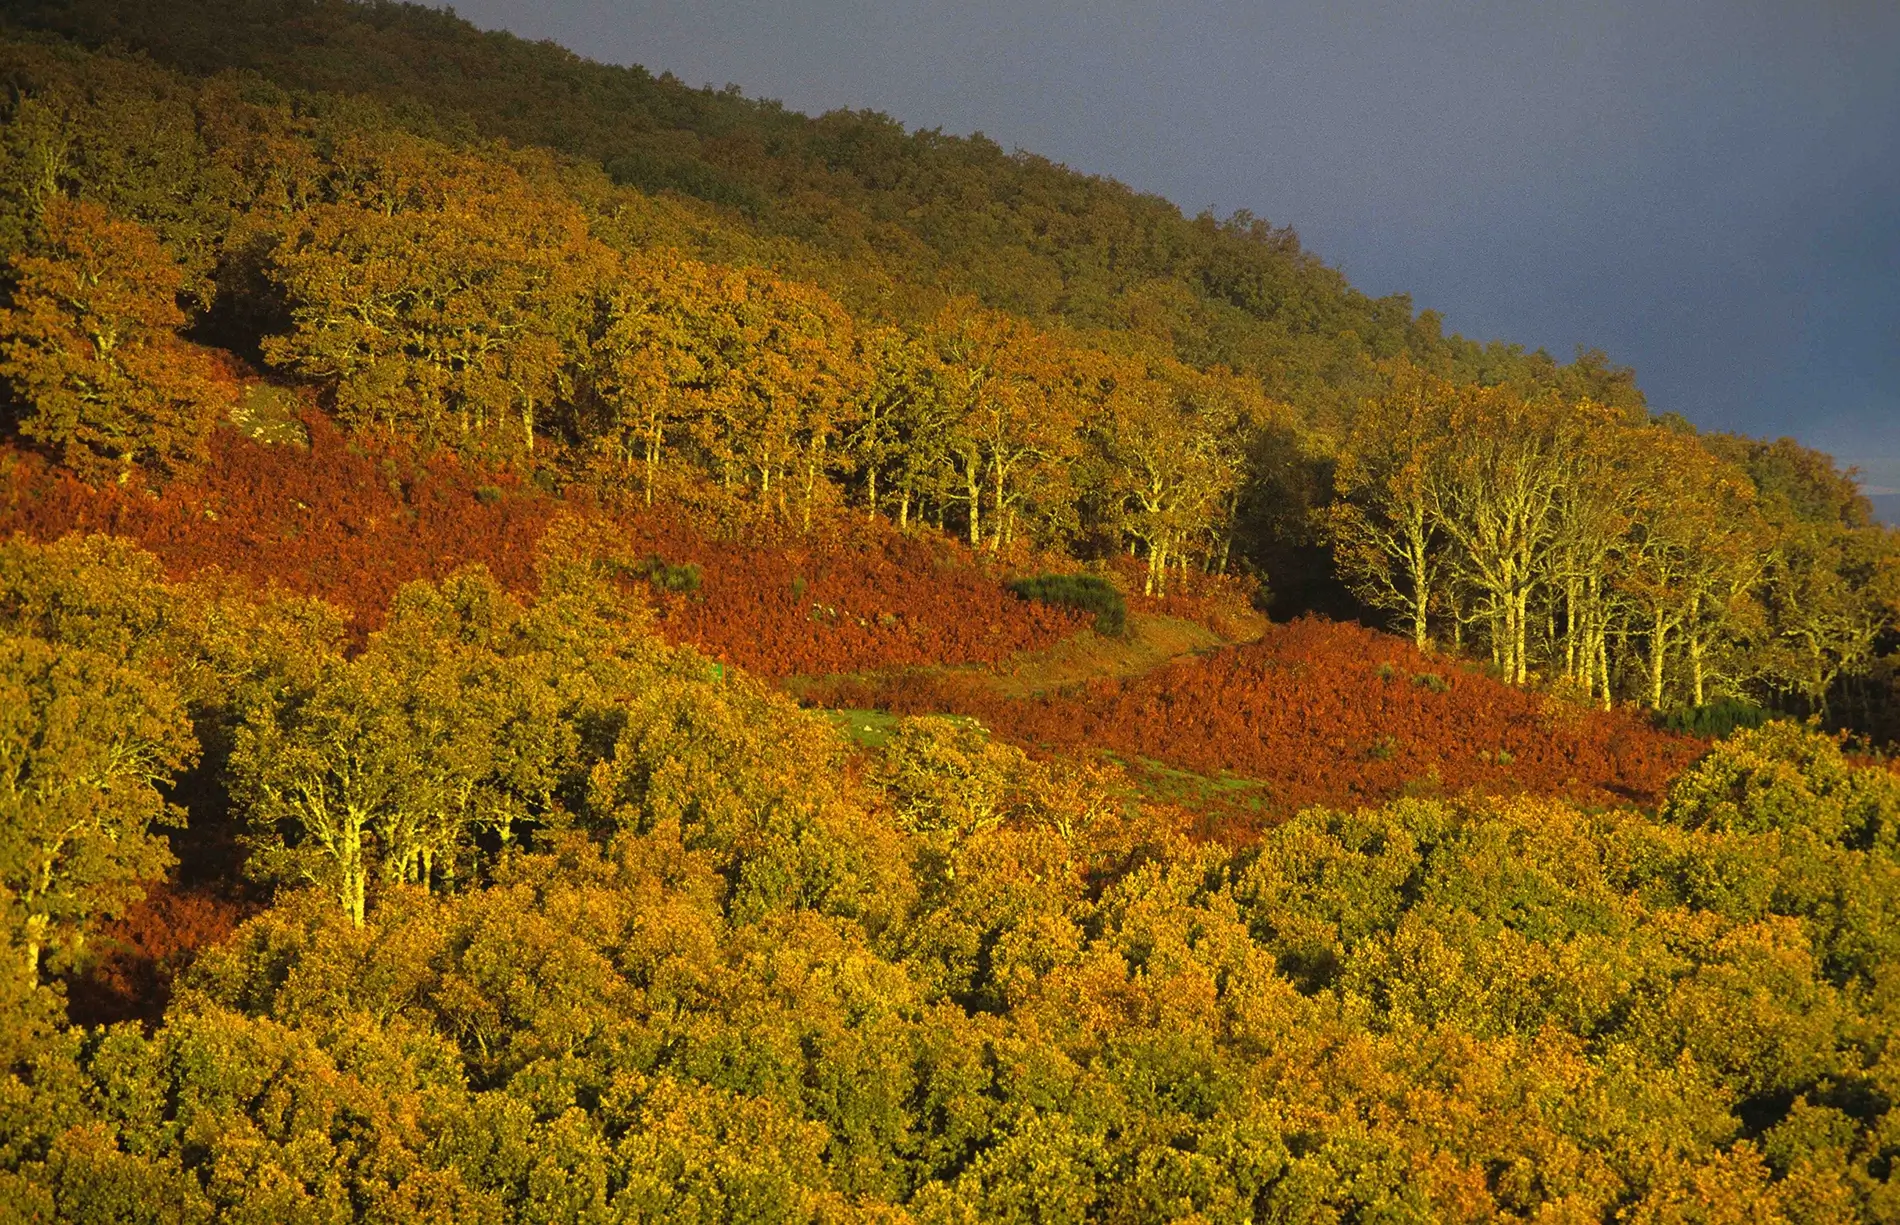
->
963, 454, 981, 547
1565, 575, 1581, 682
17, 852, 61, 984
341, 813, 368, 928
1647, 614, 1669, 710
1688, 592, 1705, 706
802, 437, 824, 534
1545, 603, 1556, 678
1406, 510, 1432, 651
1584, 572, 1608, 697
645, 418, 663, 507
21, 912, 46, 985
1513, 587, 1532, 685
990, 462, 1007, 552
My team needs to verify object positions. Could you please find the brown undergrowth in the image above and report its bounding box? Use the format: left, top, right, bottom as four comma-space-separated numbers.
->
801, 616, 1704, 822
0, 418, 1086, 674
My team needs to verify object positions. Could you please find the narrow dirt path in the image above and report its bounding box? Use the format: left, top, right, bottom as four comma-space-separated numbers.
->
787, 608, 1267, 703
980, 611, 1258, 696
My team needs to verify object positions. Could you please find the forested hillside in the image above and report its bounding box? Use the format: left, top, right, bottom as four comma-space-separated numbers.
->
2, 0, 1602, 416
3, 1, 1900, 1220
0, 0, 1889, 722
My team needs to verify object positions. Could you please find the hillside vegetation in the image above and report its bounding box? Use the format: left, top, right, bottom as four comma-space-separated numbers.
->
0, 0, 1888, 723
2, 2, 1900, 1220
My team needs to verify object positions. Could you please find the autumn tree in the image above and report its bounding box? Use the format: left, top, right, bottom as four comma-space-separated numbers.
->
928, 301, 1085, 550
1430, 385, 1573, 684
1327, 361, 1454, 649
262, 137, 607, 453
1756, 518, 1900, 718
232, 568, 574, 924
1544, 401, 1643, 705
845, 325, 945, 526
0, 197, 230, 478
1092, 355, 1247, 595
1616, 428, 1763, 707
694, 267, 863, 527
0, 632, 194, 983
588, 249, 712, 503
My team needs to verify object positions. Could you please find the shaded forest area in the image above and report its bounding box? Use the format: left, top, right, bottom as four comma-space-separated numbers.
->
3, 2, 1900, 1220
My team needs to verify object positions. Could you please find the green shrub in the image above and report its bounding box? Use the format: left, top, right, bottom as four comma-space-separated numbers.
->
1660, 720, 1900, 847
1006, 574, 1127, 637
1657, 697, 1776, 739
1412, 672, 1450, 694
473, 484, 503, 505
612, 554, 703, 594
645, 557, 702, 594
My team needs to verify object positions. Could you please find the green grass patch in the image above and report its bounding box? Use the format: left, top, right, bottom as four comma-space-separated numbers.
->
1108, 752, 1274, 811
820, 708, 982, 749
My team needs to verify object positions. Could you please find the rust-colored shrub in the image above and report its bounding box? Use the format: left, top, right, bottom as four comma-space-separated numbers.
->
64, 882, 255, 1026
0, 422, 1082, 673
0, 412, 552, 629
605, 510, 1086, 677
810, 617, 1703, 817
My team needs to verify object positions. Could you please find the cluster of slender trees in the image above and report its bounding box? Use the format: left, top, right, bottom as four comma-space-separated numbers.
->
1330, 363, 1897, 713
240, 131, 1262, 593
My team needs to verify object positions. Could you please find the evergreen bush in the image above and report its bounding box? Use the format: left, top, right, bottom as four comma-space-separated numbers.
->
1657, 697, 1776, 739
1006, 573, 1127, 637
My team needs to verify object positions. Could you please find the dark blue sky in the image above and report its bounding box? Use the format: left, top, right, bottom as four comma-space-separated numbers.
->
448, 1, 1900, 493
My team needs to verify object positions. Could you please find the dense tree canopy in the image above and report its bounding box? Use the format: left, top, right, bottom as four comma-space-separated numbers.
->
0, 197, 230, 476
0, 5, 1899, 1219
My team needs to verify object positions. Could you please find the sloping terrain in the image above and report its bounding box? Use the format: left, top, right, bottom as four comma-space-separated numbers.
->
804, 616, 1702, 817
0, 409, 1695, 828
0, 416, 1086, 674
